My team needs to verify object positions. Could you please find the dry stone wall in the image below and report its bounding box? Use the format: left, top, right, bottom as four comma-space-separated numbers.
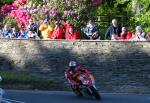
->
0, 39, 150, 93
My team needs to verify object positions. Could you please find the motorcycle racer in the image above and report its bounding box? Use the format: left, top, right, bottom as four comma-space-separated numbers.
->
65, 60, 92, 89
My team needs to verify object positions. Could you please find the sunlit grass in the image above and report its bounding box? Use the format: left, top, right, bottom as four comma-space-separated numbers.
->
0, 70, 64, 90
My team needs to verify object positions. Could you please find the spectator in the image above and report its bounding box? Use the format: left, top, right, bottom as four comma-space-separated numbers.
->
18, 29, 27, 39
51, 21, 64, 39
132, 26, 146, 41
120, 27, 127, 40
26, 29, 40, 39
145, 32, 150, 41
63, 20, 80, 40
2, 25, 11, 38
26, 19, 39, 33
120, 27, 132, 40
126, 27, 132, 40
105, 19, 121, 40
11, 27, 20, 38
39, 20, 53, 39
83, 19, 100, 40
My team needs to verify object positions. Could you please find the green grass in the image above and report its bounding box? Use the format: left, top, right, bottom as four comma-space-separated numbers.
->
0, 70, 64, 90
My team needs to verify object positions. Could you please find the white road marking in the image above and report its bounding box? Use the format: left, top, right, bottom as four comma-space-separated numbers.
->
1, 99, 12, 103
3, 98, 26, 103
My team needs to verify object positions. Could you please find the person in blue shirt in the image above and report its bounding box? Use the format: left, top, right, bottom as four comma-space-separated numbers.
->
105, 19, 122, 40
26, 29, 40, 39
83, 19, 100, 40
2, 25, 11, 38
18, 29, 28, 39
11, 27, 20, 38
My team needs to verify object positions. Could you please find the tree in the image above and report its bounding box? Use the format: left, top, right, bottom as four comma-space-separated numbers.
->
131, 0, 150, 32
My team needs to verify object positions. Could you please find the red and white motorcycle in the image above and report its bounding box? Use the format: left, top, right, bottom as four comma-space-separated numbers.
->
66, 72, 101, 100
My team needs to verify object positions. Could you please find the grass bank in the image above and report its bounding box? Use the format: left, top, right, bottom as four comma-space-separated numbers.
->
0, 70, 65, 90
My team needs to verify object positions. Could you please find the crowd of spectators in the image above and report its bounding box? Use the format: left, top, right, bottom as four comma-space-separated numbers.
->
0, 18, 150, 41
105, 19, 150, 41
0, 18, 82, 40
0, 0, 149, 41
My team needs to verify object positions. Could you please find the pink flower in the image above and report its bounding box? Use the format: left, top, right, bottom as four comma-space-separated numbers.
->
64, 10, 68, 15
19, 6, 24, 10
22, 15, 26, 19
26, 15, 31, 19
13, 1, 19, 6
12, 2, 17, 7
18, 0, 26, 4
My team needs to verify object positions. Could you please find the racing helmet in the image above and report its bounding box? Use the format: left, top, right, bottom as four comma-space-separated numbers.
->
69, 61, 77, 71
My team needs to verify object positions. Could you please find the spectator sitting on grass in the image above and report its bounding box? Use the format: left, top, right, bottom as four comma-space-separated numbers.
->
63, 20, 80, 40
50, 21, 64, 39
26, 19, 39, 33
83, 19, 100, 40
145, 32, 150, 41
26, 29, 40, 39
132, 26, 146, 41
105, 19, 122, 40
120, 27, 132, 40
11, 27, 20, 38
18, 29, 28, 39
39, 19, 54, 39
2, 25, 11, 38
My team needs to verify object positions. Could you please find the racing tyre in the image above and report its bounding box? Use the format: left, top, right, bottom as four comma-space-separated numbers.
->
71, 85, 82, 97
90, 86, 101, 100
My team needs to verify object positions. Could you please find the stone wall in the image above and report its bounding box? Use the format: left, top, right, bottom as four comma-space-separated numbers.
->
0, 39, 150, 93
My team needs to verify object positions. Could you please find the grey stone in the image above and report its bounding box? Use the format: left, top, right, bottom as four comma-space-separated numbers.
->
0, 38, 150, 93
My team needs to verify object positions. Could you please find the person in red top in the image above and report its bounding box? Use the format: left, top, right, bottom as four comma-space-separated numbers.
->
65, 60, 91, 89
120, 27, 132, 40
126, 27, 132, 40
51, 21, 64, 39
120, 27, 127, 40
63, 20, 80, 40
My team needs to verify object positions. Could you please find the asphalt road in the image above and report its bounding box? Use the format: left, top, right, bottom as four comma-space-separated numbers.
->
1, 90, 150, 103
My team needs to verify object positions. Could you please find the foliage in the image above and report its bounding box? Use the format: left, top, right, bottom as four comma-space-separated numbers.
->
94, 0, 133, 37
0, 0, 28, 29
0, 70, 63, 90
2, 16, 18, 29
132, 0, 150, 32
1, 0, 150, 34
26, 0, 99, 36
0, 0, 14, 5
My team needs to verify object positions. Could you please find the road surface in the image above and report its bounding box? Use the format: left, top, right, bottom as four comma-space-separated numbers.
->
1, 90, 150, 103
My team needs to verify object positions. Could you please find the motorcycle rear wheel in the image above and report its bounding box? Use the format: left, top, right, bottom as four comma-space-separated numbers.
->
71, 85, 83, 97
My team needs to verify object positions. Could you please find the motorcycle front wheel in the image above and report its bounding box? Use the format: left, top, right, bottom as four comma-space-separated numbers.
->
90, 86, 101, 100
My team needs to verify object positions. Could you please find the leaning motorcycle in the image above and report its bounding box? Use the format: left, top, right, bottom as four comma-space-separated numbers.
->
68, 72, 101, 100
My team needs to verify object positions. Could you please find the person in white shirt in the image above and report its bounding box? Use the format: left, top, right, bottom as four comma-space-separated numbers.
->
132, 26, 146, 41
26, 29, 40, 39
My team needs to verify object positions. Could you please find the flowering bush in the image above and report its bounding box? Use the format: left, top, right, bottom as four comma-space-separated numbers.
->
3, 16, 18, 29
12, 0, 26, 7
0, 0, 31, 29
0, 0, 102, 30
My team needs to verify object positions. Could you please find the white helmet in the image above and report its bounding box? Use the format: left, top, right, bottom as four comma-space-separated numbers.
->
69, 61, 77, 67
